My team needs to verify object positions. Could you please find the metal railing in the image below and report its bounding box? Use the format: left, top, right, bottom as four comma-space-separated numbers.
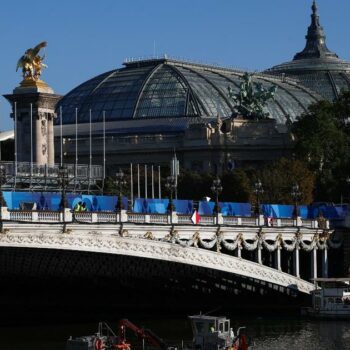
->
1, 161, 103, 179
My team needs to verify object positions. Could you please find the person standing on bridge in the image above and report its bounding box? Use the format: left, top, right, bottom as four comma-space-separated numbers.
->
74, 201, 83, 212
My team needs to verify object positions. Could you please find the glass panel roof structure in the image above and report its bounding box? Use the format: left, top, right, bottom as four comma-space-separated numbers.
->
265, 1, 350, 101
57, 58, 321, 129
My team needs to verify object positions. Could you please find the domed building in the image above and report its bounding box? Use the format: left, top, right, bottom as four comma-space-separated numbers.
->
266, 1, 350, 101
56, 58, 320, 173
52, 1, 348, 175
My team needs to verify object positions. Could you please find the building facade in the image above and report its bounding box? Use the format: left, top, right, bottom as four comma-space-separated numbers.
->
5, 1, 348, 175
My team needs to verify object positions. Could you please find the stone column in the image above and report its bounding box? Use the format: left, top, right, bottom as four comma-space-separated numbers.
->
35, 112, 46, 165
275, 246, 282, 271
257, 246, 262, 264
3, 82, 61, 167
322, 247, 328, 278
47, 113, 55, 166
237, 244, 242, 258
293, 247, 300, 278
312, 247, 318, 280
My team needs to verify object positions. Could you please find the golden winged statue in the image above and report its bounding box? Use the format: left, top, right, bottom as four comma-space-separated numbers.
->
16, 41, 47, 81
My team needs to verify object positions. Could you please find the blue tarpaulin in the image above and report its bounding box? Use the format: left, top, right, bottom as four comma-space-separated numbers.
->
198, 201, 251, 216
220, 202, 251, 217
133, 198, 193, 214
2, 191, 127, 211
2, 191, 348, 220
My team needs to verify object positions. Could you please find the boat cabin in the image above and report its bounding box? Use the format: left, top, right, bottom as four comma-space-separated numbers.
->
188, 315, 234, 350
311, 278, 350, 318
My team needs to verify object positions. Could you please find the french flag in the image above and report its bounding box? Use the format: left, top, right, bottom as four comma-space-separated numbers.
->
191, 210, 201, 224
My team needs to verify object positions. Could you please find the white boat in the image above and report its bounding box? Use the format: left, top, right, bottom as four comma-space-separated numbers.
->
302, 278, 350, 319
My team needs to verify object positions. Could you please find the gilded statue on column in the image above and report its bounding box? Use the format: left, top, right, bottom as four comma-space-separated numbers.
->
16, 41, 48, 83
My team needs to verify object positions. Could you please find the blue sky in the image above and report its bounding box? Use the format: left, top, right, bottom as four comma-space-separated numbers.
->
1, 0, 350, 130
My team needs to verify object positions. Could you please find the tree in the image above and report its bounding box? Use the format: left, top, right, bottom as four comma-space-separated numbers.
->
177, 170, 213, 200
255, 158, 315, 205
220, 169, 251, 202
292, 93, 350, 202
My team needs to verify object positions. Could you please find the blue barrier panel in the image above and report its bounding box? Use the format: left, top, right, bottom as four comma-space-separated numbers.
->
199, 201, 214, 215
2, 191, 127, 211
261, 204, 294, 218
174, 199, 193, 214
133, 198, 193, 214
308, 203, 343, 219
220, 202, 251, 217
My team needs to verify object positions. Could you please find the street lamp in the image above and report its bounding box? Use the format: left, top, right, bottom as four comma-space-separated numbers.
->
254, 179, 264, 216
291, 183, 301, 218
211, 176, 223, 223
58, 165, 69, 230
58, 165, 69, 210
115, 169, 127, 212
0, 165, 7, 232
165, 175, 176, 213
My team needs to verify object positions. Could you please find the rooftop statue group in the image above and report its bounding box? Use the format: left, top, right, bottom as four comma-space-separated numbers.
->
16, 41, 47, 81
228, 72, 277, 120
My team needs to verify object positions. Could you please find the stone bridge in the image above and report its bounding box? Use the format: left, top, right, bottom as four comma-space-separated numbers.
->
0, 208, 342, 297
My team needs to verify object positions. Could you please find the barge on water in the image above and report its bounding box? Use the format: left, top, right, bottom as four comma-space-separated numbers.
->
66, 315, 252, 350
302, 278, 350, 319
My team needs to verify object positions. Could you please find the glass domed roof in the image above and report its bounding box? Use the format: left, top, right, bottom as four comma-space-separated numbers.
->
266, 1, 350, 101
57, 58, 320, 129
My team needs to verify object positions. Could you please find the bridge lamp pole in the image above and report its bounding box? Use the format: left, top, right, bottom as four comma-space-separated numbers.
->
115, 169, 127, 213
58, 165, 69, 230
291, 183, 301, 218
0, 165, 7, 232
165, 175, 176, 214
211, 176, 223, 225
254, 179, 264, 216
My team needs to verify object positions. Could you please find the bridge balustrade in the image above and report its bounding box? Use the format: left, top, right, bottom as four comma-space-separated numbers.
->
4, 208, 323, 229
149, 214, 168, 224
74, 212, 93, 222
128, 213, 147, 223
37, 211, 61, 222
96, 212, 116, 223
177, 215, 192, 224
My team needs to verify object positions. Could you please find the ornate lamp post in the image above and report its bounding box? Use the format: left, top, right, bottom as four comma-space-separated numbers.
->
0, 165, 7, 232
211, 176, 223, 224
115, 169, 127, 212
165, 175, 176, 213
58, 165, 69, 210
291, 183, 301, 218
254, 179, 264, 216
58, 165, 69, 230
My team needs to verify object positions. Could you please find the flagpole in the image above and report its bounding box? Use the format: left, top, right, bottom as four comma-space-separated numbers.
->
30, 103, 33, 176
151, 165, 154, 199
75, 107, 78, 188
145, 164, 147, 199
137, 164, 140, 198
102, 110, 106, 193
158, 165, 161, 199
130, 163, 133, 209
14, 101, 17, 176
60, 106, 63, 166
89, 109, 92, 193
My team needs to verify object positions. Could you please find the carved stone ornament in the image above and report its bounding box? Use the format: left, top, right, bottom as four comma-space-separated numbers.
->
42, 144, 47, 155
41, 119, 47, 136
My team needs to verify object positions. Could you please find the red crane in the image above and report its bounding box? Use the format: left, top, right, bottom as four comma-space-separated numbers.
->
117, 319, 167, 350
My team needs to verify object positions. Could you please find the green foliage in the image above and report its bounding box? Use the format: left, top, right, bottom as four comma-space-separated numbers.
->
255, 158, 315, 204
292, 92, 350, 201
220, 170, 251, 202
177, 170, 213, 200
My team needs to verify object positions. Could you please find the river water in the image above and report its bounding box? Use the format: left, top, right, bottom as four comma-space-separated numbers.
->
1, 316, 350, 350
